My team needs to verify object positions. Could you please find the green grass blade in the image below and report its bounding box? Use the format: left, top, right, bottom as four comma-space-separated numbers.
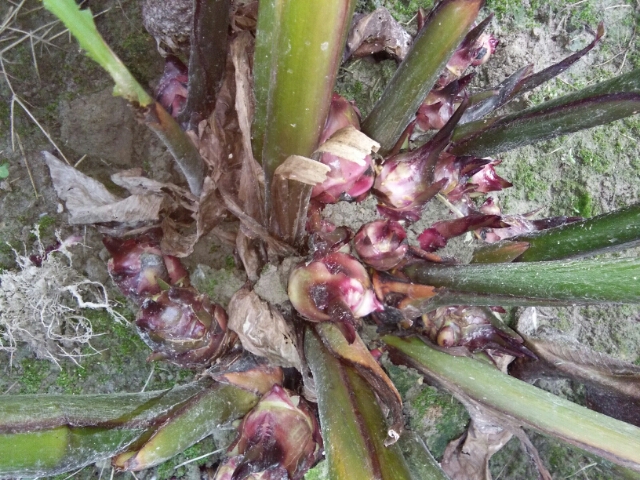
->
362, 0, 484, 153
451, 69, 640, 157
384, 336, 640, 471
473, 203, 640, 263
403, 257, 640, 304
42, 0, 152, 105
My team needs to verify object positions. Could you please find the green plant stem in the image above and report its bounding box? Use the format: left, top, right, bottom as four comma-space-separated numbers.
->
402, 257, 640, 304
397, 431, 450, 480
253, 0, 356, 183
361, 0, 484, 153
451, 69, 640, 157
42, 0, 152, 105
116, 384, 259, 471
0, 383, 200, 476
473, 203, 640, 263
43, 0, 205, 196
305, 329, 414, 480
384, 336, 640, 471
145, 103, 205, 196
0, 381, 258, 477
252, 0, 355, 244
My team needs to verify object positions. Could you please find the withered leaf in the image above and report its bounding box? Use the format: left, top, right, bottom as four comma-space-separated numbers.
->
344, 7, 412, 62
274, 155, 330, 186
314, 125, 380, 167
44, 152, 165, 226
441, 415, 513, 480
227, 288, 302, 369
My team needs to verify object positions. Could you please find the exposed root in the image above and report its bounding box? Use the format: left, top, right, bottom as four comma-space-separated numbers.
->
0, 227, 124, 368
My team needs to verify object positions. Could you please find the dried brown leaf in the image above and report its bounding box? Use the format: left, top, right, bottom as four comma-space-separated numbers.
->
344, 8, 412, 62
315, 125, 380, 167
441, 415, 513, 480
44, 152, 165, 226
274, 155, 330, 186
227, 288, 302, 369
442, 395, 552, 480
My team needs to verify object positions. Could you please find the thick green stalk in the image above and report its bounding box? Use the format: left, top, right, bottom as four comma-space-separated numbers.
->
0, 383, 201, 476
305, 329, 414, 480
403, 257, 640, 304
384, 336, 640, 471
0, 381, 258, 477
253, 0, 356, 182
451, 69, 640, 157
361, 0, 484, 152
253, 0, 355, 244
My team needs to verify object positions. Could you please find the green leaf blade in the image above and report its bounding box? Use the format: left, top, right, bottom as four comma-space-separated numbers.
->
451, 69, 640, 157
43, 0, 153, 106
362, 0, 484, 152
384, 336, 640, 471
403, 257, 640, 304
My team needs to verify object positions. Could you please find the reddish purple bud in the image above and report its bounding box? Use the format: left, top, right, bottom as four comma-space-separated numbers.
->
312, 94, 374, 204
415, 75, 473, 132
288, 252, 383, 342
483, 213, 582, 243
479, 197, 502, 215
311, 153, 375, 204
320, 93, 362, 144
468, 159, 512, 195
375, 98, 470, 222
421, 306, 534, 358
433, 154, 489, 199
416, 229, 448, 253
309, 225, 353, 258
354, 220, 408, 270
417, 214, 505, 252
439, 20, 498, 88
221, 385, 323, 480
155, 56, 188, 117
373, 150, 446, 222
136, 286, 234, 368
103, 228, 189, 303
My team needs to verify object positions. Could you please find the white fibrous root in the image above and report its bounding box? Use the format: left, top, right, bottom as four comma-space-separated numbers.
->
0, 227, 124, 367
